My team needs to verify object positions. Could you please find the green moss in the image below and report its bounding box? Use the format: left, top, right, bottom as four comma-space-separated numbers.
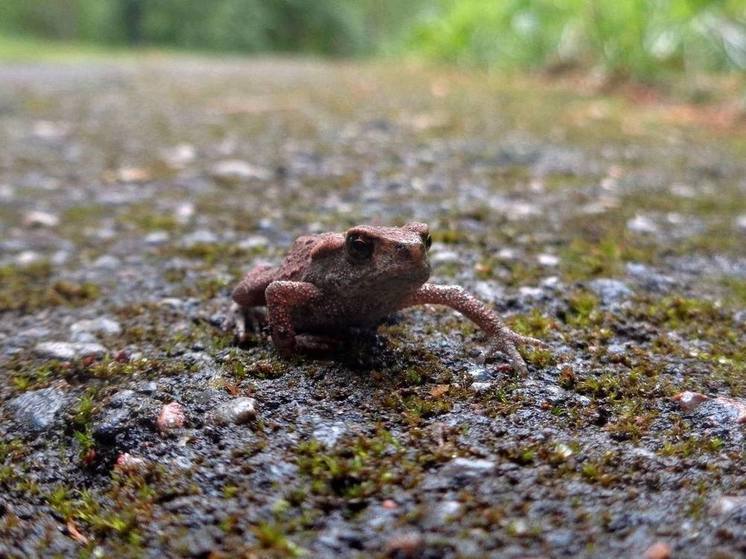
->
0, 262, 100, 313
576, 367, 670, 400
431, 229, 467, 244
8, 359, 66, 392
73, 428, 95, 456
560, 236, 651, 282
224, 351, 287, 380
721, 277, 746, 308
164, 242, 257, 267
251, 522, 305, 557
295, 428, 409, 502
72, 390, 97, 428
579, 453, 618, 487
475, 256, 545, 285
521, 347, 556, 368
564, 291, 602, 328
660, 435, 725, 458
0, 440, 26, 465
509, 309, 554, 338
119, 205, 181, 232
657, 296, 721, 329
400, 394, 453, 422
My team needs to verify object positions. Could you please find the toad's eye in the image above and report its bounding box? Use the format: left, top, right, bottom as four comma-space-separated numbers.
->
423, 233, 432, 251
346, 234, 374, 261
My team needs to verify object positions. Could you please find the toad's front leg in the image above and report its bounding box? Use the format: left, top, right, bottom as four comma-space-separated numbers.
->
264, 280, 322, 354
399, 283, 548, 375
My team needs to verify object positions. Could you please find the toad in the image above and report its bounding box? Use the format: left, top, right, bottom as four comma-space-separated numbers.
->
226, 223, 547, 374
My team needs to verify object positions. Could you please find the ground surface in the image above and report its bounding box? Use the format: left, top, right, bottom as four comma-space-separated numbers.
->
0, 56, 744, 559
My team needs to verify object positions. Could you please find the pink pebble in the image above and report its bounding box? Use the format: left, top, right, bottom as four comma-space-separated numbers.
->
157, 402, 186, 432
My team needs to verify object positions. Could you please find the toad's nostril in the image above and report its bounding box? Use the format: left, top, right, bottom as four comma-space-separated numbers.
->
407, 244, 425, 260
395, 242, 425, 260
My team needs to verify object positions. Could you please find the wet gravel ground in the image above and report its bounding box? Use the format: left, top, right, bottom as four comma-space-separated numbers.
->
0, 57, 744, 558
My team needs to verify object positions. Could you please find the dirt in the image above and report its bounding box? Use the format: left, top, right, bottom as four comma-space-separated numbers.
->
0, 56, 744, 559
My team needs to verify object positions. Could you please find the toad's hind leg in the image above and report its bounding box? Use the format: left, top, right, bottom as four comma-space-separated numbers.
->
398, 283, 548, 375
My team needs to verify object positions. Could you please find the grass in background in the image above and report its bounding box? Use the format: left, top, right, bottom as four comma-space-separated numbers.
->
409, 0, 746, 83
1, 0, 745, 87
0, 34, 122, 62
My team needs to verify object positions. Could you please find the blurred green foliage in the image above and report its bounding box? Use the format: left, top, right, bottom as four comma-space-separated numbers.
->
1, 0, 745, 81
411, 0, 746, 80
0, 0, 425, 55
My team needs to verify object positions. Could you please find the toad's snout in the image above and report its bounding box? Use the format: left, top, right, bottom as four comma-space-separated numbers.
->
395, 241, 426, 262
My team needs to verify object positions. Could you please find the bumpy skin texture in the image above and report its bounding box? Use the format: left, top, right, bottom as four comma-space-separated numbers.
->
227, 223, 547, 374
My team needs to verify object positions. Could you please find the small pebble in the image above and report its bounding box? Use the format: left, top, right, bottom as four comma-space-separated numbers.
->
157, 402, 186, 432
536, 253, 559, 266
34, 341, 107, 360
643, 541, 671, 559
470, 382, 493, 393
673, 391, 746, 426
23, 210, 59, 228
735, 214, 746, 232
627, 214, 658, 234
385, 531, 424, 559
15, 251, 44, 265
116, 167, 151, 183
211, 159, 271, 183
8, 386, 68, 432
70, 317, 122, 337
115, 453, 147, 474
144, 231, 170, 245
588, 278, 633, 306
210, 397, 256, 425
673, 391, 710, 412
711, 496, 746, 517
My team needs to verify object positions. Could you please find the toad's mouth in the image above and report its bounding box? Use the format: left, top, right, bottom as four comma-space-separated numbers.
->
387, 261, 431, 284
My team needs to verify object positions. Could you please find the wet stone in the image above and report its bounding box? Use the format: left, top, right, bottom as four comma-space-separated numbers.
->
23, 210, 59, 228
627, 214, 658, 234
467, 366, 493, 383
174, 525, 220, 557
470, 382, 493, 392
157, 402, 186, 432
425, 499, 461, 527
92, 255, 120, 269
439, 457, 496, 485
93, 407, 132, 443
211, 159, 271, 183
144, 231, 170, 245
33, 341, 107, 360
8, 386, 68, 432
93, 390, 155, 443
711, 496, 746, 520
210, 397, 256, 425
625, 263, 674, 292
312, 420, 349, 447
734, 214, 746, 231
588, 278, 633, 306
181, 229, 218, 247
70, 317, 122, 337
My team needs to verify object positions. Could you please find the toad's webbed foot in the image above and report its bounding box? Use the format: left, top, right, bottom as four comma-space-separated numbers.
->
399, 283, 549, 375
486, 329, 547, 376
223, 302, 266, 343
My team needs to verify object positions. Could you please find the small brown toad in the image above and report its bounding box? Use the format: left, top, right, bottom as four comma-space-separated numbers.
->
226, 223, 547, 374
